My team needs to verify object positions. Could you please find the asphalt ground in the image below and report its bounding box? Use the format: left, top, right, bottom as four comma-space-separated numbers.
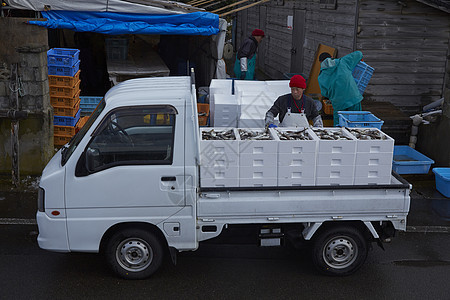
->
0, 173, 449, 232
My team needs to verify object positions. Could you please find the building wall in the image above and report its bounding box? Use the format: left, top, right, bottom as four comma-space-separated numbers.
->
235, 0, 449, 115
357, 0, 450, 114
236, 0, 358, 79
0, 18, 53, 176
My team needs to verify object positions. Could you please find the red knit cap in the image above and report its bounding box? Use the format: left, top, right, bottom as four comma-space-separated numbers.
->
289, 75, 306, 89
252, 29, 265, 37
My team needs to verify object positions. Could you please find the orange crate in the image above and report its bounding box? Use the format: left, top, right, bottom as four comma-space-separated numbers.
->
197, 103, 209, 126
53, 99, 80, 117
49, 70, 81, 87
322, 99, 333, 115
54, 134, 72, 146
75, 116, 89, 133
50, 90, 80, 107
54, 125, 76, 136
49, 80, 80, 98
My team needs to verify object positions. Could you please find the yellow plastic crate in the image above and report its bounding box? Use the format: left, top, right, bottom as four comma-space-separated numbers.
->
49, 70, 81, 88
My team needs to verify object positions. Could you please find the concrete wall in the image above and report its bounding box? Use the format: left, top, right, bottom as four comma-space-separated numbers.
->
0, 18, 53, 175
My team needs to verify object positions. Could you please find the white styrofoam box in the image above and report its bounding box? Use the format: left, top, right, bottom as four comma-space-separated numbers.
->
239, 166, 277, 179
209, 79, 232, 95
200, 128, 239, 167
272, 127, 318, 153
239, 91, 277, 106
265, 80, 290, 97
237, 128, 278, 154
354, 164, 393, 178
277, 153, 316, 167
313, 128, 357, 153
200, 165, 239, 179
201, 178, 239, 188
212, 94, 239, 127
239, 153, 277, 167
234, 80, 266, 94
355, 152, 394, 165
278, 177, 315, 187
316, 177, 354, 186
347, 128, 395, 153
317, 153, 356, 166
354, 176, 391, 185
316, 165, 355, 178
239, 178, 277, 187
278, 165, 315, 179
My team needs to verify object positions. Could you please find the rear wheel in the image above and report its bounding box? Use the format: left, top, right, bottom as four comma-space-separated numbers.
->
312, 225, 368, 276
105, 228, 164, 279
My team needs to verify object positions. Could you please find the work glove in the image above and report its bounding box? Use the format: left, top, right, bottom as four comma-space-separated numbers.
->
240, 71, 247, 80
268, 124, 277, 128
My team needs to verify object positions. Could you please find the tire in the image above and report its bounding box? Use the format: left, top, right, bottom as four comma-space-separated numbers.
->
312, 225, 368, 276
105, 228, 164, 279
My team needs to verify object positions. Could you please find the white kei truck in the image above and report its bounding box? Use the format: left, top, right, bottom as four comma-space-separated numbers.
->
37, 76, 411, 279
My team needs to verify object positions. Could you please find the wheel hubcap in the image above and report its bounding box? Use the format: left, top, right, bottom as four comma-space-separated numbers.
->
116, 238, 153, 272
323, 236, 357, 269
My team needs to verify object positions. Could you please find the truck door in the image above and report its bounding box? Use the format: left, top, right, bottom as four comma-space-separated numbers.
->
64, 103, 186, 250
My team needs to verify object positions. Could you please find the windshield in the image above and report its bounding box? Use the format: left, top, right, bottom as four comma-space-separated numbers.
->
61, 99, 106, 166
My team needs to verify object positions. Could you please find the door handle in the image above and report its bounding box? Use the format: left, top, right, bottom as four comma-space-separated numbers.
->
161, 176, 176, 182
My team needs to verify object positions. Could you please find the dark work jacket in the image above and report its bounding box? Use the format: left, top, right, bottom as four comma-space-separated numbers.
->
267, 94, 319, 123
237, 36, 259, 60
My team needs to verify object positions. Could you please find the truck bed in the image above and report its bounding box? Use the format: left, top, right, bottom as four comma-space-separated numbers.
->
197, 173, 411, 241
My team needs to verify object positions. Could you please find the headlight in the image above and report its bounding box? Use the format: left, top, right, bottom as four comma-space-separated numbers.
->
37, 187, 45, 212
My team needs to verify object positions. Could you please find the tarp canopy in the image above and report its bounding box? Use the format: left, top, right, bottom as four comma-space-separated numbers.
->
28, 11, 220, 35
6, 0, 201, 14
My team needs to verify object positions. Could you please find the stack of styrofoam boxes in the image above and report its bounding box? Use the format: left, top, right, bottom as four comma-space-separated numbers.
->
48, 48, 81, 147
212, 94, 239, 127
348, 128, 394, 185
238, 90, 277, 128
314, 128, 357, 186
209, 79, 233, 126
199, 128, 239, 187
271, 128, 319, 186
237, 128, 278, 187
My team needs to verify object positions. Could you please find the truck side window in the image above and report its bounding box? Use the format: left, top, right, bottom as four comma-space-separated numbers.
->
85, 105, 177, 173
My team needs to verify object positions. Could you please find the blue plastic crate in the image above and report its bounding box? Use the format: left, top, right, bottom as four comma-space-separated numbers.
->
392, 145, 434, 174
54, 109, 81, 126
432, 168, 450, 198
80, 104, 98, 112
338, 111, 384, 129
48, 60, 80, 77
80, 96, 102, 105
352, 61, 374, 95
48, 48, 80, 67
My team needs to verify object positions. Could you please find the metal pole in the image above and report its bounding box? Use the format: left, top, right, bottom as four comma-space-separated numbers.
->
10, 63, 20, 187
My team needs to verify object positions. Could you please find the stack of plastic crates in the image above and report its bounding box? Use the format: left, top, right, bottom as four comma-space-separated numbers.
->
352, 61, 374, 95
48, 48, 82, 147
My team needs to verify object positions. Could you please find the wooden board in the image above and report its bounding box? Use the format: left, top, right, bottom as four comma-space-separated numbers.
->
304, 44, 337, 98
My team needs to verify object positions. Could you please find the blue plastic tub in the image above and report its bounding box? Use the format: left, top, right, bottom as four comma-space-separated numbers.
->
352, 61, 374, 95
432, 168, 450, 198
392, 145, 434, 174
338, 111, 384, 129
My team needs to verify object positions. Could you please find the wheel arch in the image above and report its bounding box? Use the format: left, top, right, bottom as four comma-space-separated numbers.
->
304, 220, 378, 242
99, 222, 169, 254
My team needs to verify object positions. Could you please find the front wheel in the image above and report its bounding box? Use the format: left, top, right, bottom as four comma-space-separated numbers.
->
105, 228, 164, 279
312, 225, 368, 276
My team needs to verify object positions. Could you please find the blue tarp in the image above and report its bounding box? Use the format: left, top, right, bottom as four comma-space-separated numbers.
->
28, 11, 219, 36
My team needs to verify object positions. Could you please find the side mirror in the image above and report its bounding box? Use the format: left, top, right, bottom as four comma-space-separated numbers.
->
86, 148, 100, 172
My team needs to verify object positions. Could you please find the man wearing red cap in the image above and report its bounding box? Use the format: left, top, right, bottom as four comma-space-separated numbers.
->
233, 29, 265, 80
265, 75, 323, 127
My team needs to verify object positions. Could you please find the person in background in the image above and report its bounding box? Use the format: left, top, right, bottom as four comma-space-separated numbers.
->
233, 29, 265, 80
318, 51, 363, 126
265, 75, 323, 128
